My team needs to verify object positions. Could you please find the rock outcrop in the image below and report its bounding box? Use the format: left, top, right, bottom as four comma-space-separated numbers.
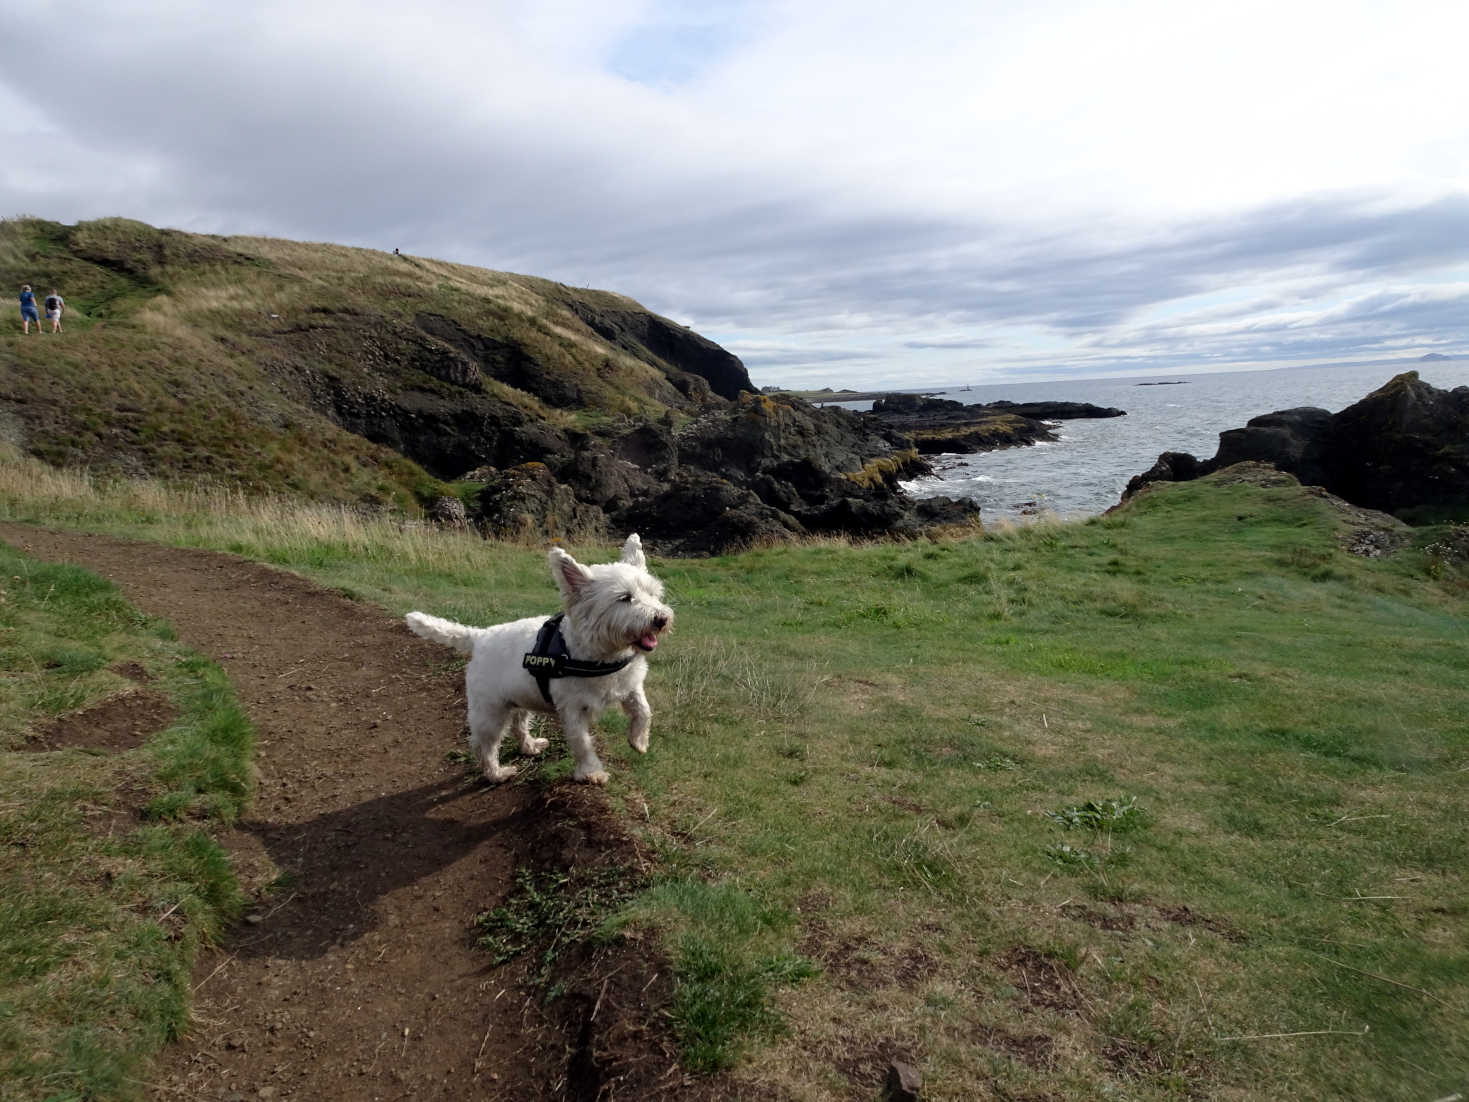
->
475, 462, 608, 543
414, 312, 583, 406
610, 469, 804, 556
984, 399, 1126, 421
866, 394, 1123, 455
1319, 373, 1469, 518
472, 392, 978, 555
565, 301, 753, 400
867, 395, 1057, 454
1123, 372, 1469, 521
270, 313, 984, 553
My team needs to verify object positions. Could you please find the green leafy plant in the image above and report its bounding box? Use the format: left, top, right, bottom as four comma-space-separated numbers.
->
1044, 796, 1148, 834
1044, 842, 1100, 871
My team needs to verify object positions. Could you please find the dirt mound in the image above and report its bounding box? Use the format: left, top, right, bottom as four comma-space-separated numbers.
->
0, 524, 704, 1101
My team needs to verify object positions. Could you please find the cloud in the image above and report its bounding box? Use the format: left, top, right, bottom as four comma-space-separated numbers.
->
904, 337, 997, 351
727, 342, 877, 368
2, 1, 1467, 389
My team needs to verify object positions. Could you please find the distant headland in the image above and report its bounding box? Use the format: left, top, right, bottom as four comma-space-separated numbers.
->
762, 386, 941, 403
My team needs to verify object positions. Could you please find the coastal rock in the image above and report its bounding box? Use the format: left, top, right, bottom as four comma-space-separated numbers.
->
871, 394, 1123, 423
553, 433, 663, 508
473, 463, 607, 542
871, 394, 966, 415
610, 469, 803, 556
1121, 372, 1469, 522
675, 393, 931, 525
866, 394, 1122, 456
985, 399, 1125, 420
635, 394, 936, 550
867, 397, 1058, 455
913, 495, 982, 528
903, 416, 1054, 455
1122, 451, 1209, 499
1212, 407, 1332, 484
681, 393, 918, 480
1319, 372, 1469, 519
427, 495, 468, 530
446, 392, 943, 555
309, 369, 576, 477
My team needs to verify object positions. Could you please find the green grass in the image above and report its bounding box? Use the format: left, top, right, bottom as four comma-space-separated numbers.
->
1, 455, 1466, 1099
0, 544, 252, 1101
611, 877, 819, 1072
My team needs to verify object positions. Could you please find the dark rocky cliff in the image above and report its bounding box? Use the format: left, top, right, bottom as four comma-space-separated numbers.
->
564, 301, 752, 401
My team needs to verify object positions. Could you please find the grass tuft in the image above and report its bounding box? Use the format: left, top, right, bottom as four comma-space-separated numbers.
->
473, 866, 640, 982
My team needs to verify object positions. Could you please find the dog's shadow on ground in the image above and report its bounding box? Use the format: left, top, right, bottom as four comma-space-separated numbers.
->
230, 775, 530, 961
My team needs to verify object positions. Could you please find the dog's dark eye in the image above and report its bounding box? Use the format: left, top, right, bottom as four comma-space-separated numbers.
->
618, 592, 633, 603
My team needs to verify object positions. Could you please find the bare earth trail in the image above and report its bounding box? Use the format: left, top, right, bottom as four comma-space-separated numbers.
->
1, 524, 692, 1102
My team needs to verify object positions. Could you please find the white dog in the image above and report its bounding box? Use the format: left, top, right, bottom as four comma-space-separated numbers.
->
405, 534, 673, 785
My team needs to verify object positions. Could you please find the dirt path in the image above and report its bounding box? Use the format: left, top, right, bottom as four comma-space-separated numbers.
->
1, 525, 690, 1102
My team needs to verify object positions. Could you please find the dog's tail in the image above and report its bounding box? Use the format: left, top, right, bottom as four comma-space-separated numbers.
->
404, 611, 482, 655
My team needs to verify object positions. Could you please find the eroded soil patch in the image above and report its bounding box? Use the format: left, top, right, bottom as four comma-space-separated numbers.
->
972, 1023, 1056, 1069
25, 688, 176, 753
1000, 946, 1084, 1015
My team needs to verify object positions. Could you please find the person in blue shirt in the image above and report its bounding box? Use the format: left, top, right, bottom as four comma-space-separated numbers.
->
19, 285, 40, 334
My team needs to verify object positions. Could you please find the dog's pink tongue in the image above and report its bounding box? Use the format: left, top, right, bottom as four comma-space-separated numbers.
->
639, 632, 659, 651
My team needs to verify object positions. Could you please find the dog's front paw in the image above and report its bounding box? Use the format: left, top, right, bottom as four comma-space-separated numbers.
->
574, 768, 609, 786
628, 730, 649, 753
483, 764, 518, 783
521, 736, 550, 755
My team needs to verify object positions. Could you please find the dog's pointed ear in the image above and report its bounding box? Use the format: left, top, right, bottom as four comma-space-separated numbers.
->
549, 546, 592, 602
619, 533, 646, 569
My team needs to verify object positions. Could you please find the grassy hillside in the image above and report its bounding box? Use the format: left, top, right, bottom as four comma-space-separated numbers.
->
0, 217, 737, 511
1, 449, 1466, 1100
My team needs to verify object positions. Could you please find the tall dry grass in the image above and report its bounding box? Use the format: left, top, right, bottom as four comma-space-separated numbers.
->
0, 444, 500, 574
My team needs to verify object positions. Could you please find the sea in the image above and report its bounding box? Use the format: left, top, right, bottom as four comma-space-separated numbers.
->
821, 359, 1469, 522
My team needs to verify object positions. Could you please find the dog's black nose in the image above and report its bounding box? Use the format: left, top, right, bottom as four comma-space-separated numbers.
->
653, 614, 669, 631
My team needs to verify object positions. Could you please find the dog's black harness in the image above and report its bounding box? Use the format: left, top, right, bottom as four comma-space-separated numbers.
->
522, 613, 634, 705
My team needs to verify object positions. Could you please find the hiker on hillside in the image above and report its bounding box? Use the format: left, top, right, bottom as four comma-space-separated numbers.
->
44, 289, 64, 333
18, 285, 39, 334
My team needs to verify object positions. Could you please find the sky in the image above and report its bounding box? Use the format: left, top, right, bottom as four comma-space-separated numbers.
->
2, 0, 1466, 389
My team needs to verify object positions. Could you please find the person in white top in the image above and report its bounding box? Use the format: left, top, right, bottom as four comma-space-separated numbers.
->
43, 290, 64, 333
